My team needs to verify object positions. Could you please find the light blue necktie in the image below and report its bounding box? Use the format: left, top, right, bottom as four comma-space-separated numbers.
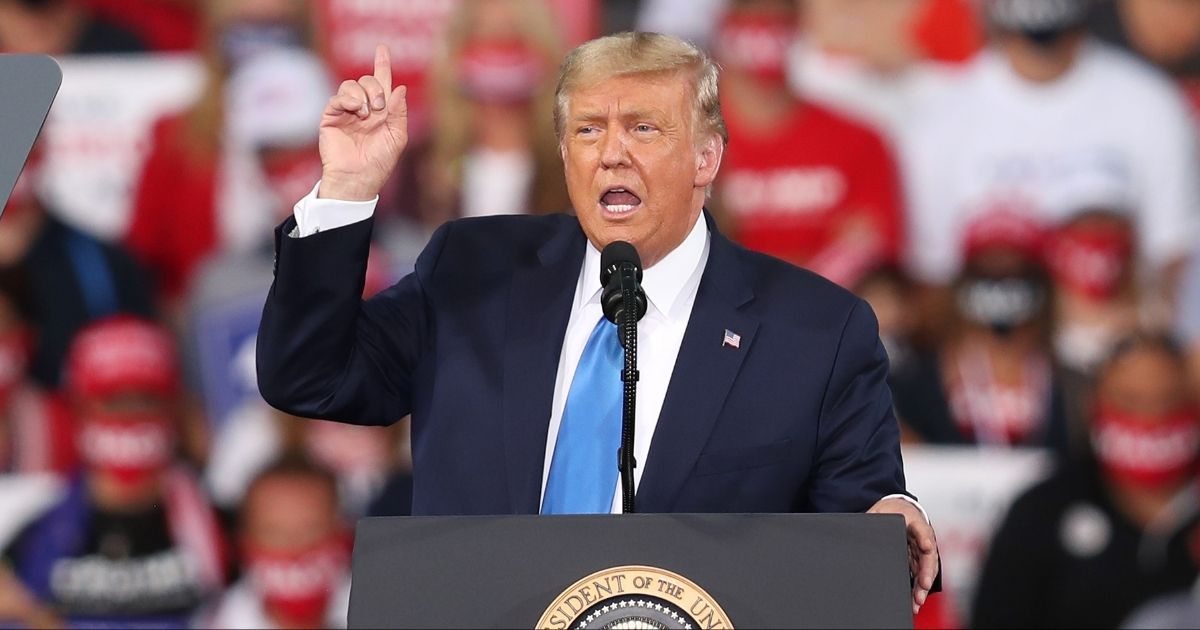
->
542, 317, 622, 514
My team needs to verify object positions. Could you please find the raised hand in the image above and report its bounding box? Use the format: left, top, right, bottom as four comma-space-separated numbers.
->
318, 44, 408, 201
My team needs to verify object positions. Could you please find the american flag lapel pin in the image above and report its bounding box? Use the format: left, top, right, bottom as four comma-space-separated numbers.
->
722, 329, 741, 349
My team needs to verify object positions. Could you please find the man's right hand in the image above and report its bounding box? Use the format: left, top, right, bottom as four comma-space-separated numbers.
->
318, 44, 408, 202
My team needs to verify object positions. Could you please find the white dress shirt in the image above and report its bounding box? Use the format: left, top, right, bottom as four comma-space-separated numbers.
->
544, 213, 709, 513
291, 182, 927, 520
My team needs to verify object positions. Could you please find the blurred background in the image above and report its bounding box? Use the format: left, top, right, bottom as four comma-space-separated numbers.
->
0, 0, 1198, 628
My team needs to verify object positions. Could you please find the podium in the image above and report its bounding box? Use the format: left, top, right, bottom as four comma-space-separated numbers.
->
348, 513, 913, 629
0, 54, 61, 215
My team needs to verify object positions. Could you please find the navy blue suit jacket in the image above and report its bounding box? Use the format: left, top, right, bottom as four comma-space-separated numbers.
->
256, 212, 907, 515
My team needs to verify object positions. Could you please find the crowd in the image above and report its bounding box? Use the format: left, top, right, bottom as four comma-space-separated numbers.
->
0, 0, 1197, 628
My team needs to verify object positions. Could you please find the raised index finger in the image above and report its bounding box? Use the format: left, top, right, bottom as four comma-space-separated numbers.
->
374, 44, 392, 94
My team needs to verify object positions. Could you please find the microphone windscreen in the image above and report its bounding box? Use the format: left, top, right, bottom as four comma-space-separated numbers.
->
599, 241, 642, 287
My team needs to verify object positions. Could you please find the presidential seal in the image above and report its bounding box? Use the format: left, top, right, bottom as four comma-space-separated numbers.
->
537, 565, 732, 630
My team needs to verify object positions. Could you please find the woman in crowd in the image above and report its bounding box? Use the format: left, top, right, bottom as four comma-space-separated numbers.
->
421, 0, 567, 224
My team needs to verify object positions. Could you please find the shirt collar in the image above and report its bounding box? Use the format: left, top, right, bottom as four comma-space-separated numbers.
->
578, 213, 709, 320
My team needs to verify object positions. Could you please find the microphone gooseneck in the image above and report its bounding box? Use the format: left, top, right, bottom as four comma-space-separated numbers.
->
599, 241, 645, 514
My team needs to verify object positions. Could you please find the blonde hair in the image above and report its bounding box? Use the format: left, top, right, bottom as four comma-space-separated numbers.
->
426, 0, 567, 218
554, 31, 728, 146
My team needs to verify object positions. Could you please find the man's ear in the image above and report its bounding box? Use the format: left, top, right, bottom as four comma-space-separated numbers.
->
694, 133, 724, 189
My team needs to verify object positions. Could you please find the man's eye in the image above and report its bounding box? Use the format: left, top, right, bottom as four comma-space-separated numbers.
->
577, 126, 598, 135
634, 124, 655, 133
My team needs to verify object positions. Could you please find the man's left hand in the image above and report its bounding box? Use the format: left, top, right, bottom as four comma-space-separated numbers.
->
868, 496, 939, 615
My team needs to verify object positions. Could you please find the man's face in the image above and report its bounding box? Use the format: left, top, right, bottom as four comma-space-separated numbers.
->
561, 72, 722, 268
244, 475, 340, 550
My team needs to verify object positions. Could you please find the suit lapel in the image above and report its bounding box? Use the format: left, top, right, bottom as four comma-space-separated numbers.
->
637, 217, 758, 511
502, 219, 586, 514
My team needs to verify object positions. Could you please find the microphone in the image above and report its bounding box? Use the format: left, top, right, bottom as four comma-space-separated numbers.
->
598, 241, 645, 514
599, 241, 647, 325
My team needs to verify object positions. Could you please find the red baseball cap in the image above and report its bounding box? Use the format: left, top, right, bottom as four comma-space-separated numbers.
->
65, 315, 179, 399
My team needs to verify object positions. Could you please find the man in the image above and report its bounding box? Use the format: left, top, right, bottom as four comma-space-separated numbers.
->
206, 456, 352, 629
256, 33, 939, 611
903, 0, 1199, 300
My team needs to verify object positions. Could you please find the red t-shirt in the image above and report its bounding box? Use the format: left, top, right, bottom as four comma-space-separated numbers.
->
719, 98, 905, 280
125, 113, 218, 300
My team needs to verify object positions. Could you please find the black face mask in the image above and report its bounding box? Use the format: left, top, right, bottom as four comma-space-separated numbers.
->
988, 0, 1088, 47
1020, 26, 1072, 48
956, 276, 1045, 337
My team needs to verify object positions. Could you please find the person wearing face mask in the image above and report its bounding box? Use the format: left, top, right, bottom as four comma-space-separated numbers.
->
1, 316, 226, 628
125, 0, 314, 316
903, 0, 1200, 314
713, 0, 904, 288
1045, 209, 1144, 449
422, 0, 567, 226
891, 209, 1068, 451
204, 456, 351, 629
971, 332, 1200, 628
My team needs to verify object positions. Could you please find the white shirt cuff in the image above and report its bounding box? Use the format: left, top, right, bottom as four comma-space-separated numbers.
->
291, 180, 378, 237
881, 493, 931, 524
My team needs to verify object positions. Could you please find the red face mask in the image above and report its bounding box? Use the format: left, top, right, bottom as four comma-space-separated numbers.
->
1044, 224, 1133, 301
457, 39, 545, 104
1092, 405, 1200, 490
262, 150, 324, 218
714, 12, 796, 84
244, 536, 350, 625
77, 410, 175, 487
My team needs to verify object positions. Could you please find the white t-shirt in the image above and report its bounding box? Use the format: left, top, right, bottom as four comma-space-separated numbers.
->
787, 37, 965, 144
902, 41, 1200, 284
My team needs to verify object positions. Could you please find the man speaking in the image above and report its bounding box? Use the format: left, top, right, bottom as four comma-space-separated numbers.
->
256, 33, 939, 612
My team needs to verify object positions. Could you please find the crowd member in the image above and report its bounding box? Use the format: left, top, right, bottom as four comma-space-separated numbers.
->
0, 267, 75, 476
422, 0, 567, 225
125, 0, 314, 311
3, 316, 226, 628
891, 210, 1068, 452
1047, 210, 1140, 376
0, 0, 146, 54
713, 0, 904, 287
0, 144, 154, 387
971, 332, 1200, 628
205, 456, 351, 629
903, 0, 1200, 305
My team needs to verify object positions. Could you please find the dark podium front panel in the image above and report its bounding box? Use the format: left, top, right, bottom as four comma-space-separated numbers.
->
349, 513, 912, 629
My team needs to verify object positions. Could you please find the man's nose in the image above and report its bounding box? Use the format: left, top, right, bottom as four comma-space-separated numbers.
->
600, 128, 630, 168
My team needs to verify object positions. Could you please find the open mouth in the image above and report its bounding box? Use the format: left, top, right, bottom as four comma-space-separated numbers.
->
600, 187, 642, 215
